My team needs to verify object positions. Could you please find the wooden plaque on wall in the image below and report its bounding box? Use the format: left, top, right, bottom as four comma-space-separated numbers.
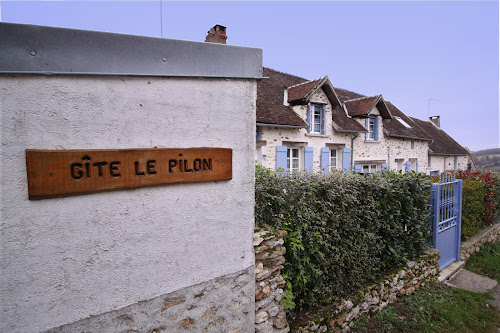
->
26, 148, 232, 200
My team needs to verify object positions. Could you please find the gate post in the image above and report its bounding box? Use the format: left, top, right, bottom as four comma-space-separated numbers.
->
431, 183, 440, 247
456, 179, 463, 261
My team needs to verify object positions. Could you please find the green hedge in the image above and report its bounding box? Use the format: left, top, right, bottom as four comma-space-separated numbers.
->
461, 179, 487, 239
255, 166, 431, 313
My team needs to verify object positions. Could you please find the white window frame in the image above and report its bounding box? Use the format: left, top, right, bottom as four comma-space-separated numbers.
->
362, 164, 377, 173
311, 103, 323, 134
330, 149, 337, 171
366, 117, 375, 141
287, 147, 300, 173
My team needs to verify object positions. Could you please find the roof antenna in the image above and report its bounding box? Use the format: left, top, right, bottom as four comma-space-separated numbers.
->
427, 98, 439, 118
160, 0, 163, 38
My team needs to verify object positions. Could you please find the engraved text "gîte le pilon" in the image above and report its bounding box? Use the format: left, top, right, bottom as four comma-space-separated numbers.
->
70, 154, 213, 180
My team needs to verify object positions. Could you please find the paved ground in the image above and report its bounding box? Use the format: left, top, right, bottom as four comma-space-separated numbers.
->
445, 268, 499, 313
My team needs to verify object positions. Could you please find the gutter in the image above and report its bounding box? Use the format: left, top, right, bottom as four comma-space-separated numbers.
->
256, 123, 308, 129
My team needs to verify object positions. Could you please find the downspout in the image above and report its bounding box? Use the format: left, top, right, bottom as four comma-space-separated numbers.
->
387, 146, 391, 170
351, 133, 358, 171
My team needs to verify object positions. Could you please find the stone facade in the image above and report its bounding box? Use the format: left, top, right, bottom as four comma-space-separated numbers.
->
44, 267, 254, 333
254, 228, 290, 333
460, 222, 500, 261
257, 89, 432, 174
296, 249, 440, 332
257, 88, 352, 173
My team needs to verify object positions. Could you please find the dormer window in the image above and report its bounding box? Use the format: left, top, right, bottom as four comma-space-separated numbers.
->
365, 115, 379, 141
367, 117, 375, 140
307, 103, 325, 134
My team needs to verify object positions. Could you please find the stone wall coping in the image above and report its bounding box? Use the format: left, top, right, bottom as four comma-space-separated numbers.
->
461, 221, 500, 249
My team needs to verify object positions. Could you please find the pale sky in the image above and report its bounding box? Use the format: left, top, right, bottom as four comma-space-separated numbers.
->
1, 0, 499, 151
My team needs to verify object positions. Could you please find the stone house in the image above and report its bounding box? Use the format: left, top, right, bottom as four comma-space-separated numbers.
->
256, 67, 444, 174
411, 116, 470, 175
203, 25, 470, 176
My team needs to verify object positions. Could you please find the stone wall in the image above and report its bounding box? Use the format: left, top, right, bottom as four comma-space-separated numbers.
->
297, 248, 440, 332
460, 222, 500, 261
254, 228, 290, 333
45, 267, 254, 333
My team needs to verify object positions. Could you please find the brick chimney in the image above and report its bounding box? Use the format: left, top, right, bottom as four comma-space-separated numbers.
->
429, 115, 440, 128
205, 24, 227, 44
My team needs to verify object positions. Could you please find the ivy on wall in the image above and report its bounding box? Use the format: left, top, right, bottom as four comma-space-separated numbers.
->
255, 166, 431, 314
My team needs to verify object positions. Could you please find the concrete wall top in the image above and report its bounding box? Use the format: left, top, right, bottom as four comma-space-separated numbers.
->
0, 22, 263, 79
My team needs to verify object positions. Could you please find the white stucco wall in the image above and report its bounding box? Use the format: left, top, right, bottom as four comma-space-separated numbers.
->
0, 75, 256, 332
428, 155, 469, 174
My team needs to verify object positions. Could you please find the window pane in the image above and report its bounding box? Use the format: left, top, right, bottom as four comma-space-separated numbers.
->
292, 149, 299, 158
330, 150, 336, 169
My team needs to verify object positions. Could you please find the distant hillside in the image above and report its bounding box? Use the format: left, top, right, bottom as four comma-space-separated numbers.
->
471, 148, 500, 172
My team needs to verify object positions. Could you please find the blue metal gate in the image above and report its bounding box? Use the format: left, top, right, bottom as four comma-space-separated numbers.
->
430, 173, 463, 269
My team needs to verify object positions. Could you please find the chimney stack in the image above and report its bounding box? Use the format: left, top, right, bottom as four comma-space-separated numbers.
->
205, 24, 227, 44
429, 115, 440, 128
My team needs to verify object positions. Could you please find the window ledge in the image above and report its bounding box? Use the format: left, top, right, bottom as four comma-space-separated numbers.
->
306, 133, 329, 138
364, 140, 380, 143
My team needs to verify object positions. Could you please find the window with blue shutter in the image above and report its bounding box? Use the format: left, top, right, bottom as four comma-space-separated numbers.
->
381, 163, 388, 171
354, 164, 362, 172
304, 147, 314, 172
416, 161, 419, 173
308, 103, 325, 134
321, 147, 330, 174
276, 146, 287, 171
342, 148, 351, 171
405, 161, 411, 173
366, 116, 377, 141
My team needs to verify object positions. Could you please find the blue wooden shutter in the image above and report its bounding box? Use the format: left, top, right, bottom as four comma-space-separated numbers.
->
304, 147, 314, 172
374, 117, 379, 141
321, 147, 330, 174
416, 161, 419, 173
256, 126, 260, 140
276, 146, 287, 171
405, 161, 411, 173
306, 104, 311, 133
320, 105, 325, 134
342, 148, 351, 171
354, 164, 362, 172
381, 163, 388, 171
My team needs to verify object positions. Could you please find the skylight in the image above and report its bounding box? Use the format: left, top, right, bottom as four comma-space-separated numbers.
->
395, 116, 412, 128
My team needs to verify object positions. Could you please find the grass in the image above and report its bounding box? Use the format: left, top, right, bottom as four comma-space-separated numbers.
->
465, 241, 500, 282
349, 283, 499, 332
350, 241, 500, 332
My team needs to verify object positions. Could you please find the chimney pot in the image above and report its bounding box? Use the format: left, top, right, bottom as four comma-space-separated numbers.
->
205, 24, 227, 44
429, 115, 440, 128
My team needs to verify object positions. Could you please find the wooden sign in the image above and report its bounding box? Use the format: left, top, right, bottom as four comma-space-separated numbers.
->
26, 148, 232, 200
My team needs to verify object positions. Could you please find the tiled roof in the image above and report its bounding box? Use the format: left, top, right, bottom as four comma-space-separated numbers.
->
334, 87, 364, 102
383, 102, 433, 141
257, 68, 365, 132
256, 68, 308, 127
287, 79, 322, 103
344, 96, 379, 117
410, 117, 469, 155
331, 106, 367, 133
